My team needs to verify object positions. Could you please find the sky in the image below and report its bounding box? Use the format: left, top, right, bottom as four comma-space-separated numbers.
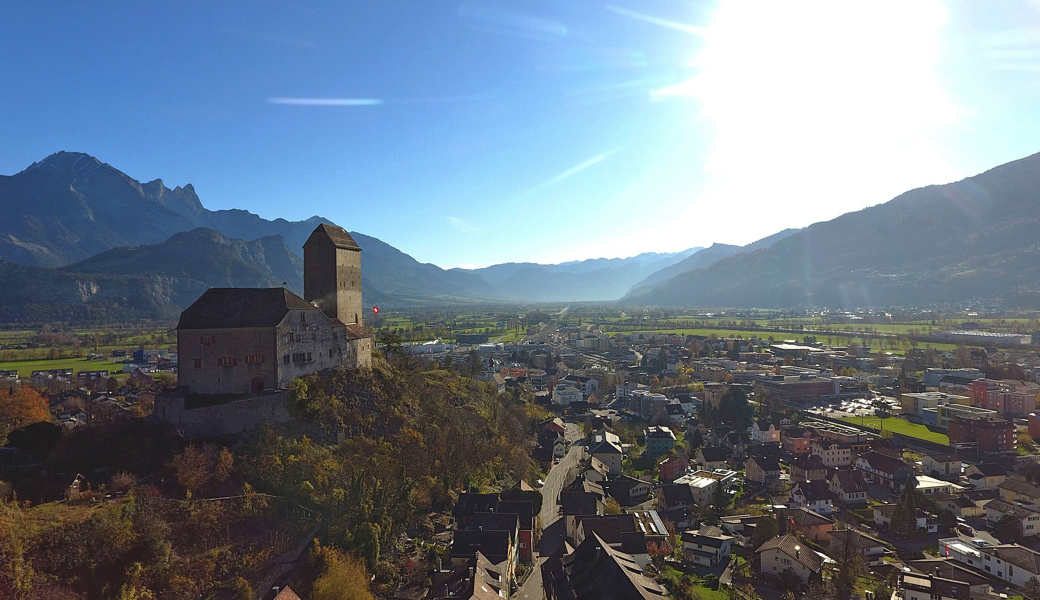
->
2, 1, 1040, 268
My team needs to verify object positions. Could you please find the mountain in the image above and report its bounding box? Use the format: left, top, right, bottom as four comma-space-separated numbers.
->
62, 228, 305, 292
0, 260, 189, 323
458, 249, 702, 302
625, 229, 801, 297
0, 152, 503, 309
627, 151, 1040, 308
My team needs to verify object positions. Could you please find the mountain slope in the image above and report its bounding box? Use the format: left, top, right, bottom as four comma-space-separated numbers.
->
459, 249, 702, 301
625, 229, 801, 297
627, 152, 1040, 308
0, 152, 504, 307
62, 228, 305, 292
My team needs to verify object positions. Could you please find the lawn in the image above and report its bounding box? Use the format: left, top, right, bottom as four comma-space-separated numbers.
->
0, 356, 126, 378
839, 415, 949, 445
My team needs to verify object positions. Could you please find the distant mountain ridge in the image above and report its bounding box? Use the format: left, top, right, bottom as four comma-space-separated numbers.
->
458, 249, 703, 302
627, 151, 1040, 308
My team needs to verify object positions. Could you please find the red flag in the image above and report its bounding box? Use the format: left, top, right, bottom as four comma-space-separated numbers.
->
372, 306, 380, 314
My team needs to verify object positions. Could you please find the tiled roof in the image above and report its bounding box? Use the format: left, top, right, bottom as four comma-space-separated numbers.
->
177, 287, 316, 329
998, 478, 1040, 498
698, 446, 729, 463
784, 506, 833, 527
543, 533, 668, 600
829, 469, 868, 494
982, 544, 1040, 576
747, 455, 781, 473
304, 223, 362, 251
857, 451, 909, 475
757, 535, 824, 573
792, 480, 835, 503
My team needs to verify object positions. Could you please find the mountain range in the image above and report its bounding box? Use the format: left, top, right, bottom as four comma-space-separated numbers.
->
5, 148, 1040, 322
626, 150, 1040, 308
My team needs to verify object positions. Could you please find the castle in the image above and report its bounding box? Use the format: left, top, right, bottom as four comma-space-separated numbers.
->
176, 223, 373, 396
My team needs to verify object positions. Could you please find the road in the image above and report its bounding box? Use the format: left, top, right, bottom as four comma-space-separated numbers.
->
514, 557, 547, 600
539, 426, 584, 528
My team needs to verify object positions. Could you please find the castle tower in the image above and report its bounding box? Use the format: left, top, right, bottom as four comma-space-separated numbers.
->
303, 223, 363, 326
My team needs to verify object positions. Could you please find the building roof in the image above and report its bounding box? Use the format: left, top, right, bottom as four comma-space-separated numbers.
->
970, 463, 1007, 477
904, 558, 992, 587
828, 469, 868, 494
984, 498, 1040, 519
660, 484, 695, 507
757, 535, 824, 573
177, 287, 317, 330
998, 478, 1040, 499
981, 544, 1040, 576
923, 452, 960, 464
856, 451, 909, 475
747, 455, 781, 473
829, 528, 886, 551
497, 500, 535, 530
791, 454, 828, 472
542, 532, 667, 600
305, 222, 362, 251
452, 529, 511, 563
901, 574, 971, 600
591, 440, 623, 455
783, 506, 833, 528
454, 493, 500, 520
698, 446, 729, 463
561, 492, 600, 516
792, 480, 835, 503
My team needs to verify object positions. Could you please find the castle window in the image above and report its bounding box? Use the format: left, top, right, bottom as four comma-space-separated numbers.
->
193, 359, 202, 369
283, 355, 289, 364
200, 335, 216, 346
217, 357, 237, 367
245, 355, 265, 365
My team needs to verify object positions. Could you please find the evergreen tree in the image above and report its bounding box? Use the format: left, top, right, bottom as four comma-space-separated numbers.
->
891, 477, 919, 537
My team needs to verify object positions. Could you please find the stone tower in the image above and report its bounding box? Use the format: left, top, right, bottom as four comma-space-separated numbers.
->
303, 223, 363, 326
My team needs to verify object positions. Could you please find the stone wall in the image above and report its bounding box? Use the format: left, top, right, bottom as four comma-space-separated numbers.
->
155, 390, 292, 438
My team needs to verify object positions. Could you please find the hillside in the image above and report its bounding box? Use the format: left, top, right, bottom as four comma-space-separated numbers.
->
627, 152, 1040, 308
63, 228, 305, 292
625, 229, 802, 298
459, 248, 702, 302
0, 152, 503, 311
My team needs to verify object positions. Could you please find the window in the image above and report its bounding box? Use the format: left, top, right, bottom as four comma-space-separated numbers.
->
244, 354, 265, 365
217, 357, 237, 367
283, 355, 289, 364
193, 358, 202, 369
200, 335, 216, 346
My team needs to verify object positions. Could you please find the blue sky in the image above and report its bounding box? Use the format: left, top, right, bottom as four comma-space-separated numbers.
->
2, 1, 1040, 268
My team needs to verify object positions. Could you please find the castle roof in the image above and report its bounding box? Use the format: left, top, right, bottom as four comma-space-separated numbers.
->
305, 223, 361, 251
177, 287, 317, 330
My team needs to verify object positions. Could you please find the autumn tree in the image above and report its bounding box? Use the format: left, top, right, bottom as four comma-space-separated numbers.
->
0, 387, 50, 441
311, 544, 374, 600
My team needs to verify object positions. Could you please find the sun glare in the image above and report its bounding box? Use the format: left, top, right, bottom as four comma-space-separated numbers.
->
660, 0, 960, 241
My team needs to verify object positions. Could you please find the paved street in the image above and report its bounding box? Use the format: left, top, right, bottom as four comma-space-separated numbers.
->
513, 557, 547, 600
539, 426, 584, 528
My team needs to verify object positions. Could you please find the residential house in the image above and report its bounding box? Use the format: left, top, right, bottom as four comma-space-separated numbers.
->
811, 439, 851, 468
696, 446, 729, 471
562, 492, 603, 540
643, 426, 676, 459
977, 544, 1040, 588
752, 419, 781, 444
782, 507, 833, 542
590, 440, 623, 476
782, 427, 815, 456
903, 558, 994, 599
498, 500, 536, 564
658, 457, 688, 483
829, 528, 888, 566
745, 455, 782, 486
584, 457, 611, 484
855, 452, 914, 490
874, 505, 937, 533
998, 478, 1040, 507
604, 475, 652, 507
789, 480, 836, 515
984, 498, 1040, 537
454, 493, 501, 527
427, 551, 508, 600
789, 455, 829, 483
541, 532, 667, 600
826, 470, 868, 507
658, 484, 696, 512
574, 514, 649, 569
720, 514, 762, 547
899, 573, 976, 600
936, 494, 986, 518
681, 525, 734, 567
756, 535, 825, 584
921, 452, 962, 479
966, 463, 1007, 490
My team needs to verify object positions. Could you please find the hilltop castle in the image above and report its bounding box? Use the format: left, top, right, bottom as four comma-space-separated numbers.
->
176, 223, 373, 396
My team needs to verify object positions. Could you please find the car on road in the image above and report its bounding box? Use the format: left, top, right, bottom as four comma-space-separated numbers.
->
553, 458, 560, 465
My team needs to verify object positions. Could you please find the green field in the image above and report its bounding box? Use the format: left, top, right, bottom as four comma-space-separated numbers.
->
0, 356, 127, 378
840, 416, 949, 445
